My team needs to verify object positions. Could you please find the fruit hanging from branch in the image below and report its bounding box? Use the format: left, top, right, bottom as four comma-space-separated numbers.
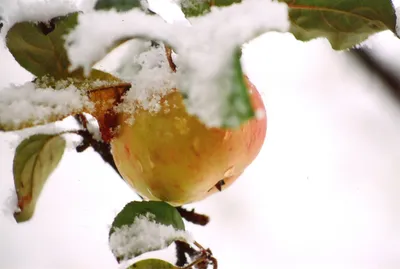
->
110, 76, 266, 206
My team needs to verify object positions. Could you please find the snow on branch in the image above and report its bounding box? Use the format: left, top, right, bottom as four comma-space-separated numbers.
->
66, 0, 289, 127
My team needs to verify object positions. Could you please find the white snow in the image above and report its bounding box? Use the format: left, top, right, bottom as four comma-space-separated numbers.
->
396, 6, 400, 37
109, 213, 192, 261
0, 81, 93, 130
113, 41, 177, 124
66, 0, 289, 127
0, 0, 79, 38
1, 189, 20, 217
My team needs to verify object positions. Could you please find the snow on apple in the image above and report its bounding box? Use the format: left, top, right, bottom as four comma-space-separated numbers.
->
110, 76, 267, 206
114, 41, 178, 124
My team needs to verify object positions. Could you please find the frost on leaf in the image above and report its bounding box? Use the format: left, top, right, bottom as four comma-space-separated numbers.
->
109, 201, 190, 262
66, 0, 289, 128
13, 134, 66, 222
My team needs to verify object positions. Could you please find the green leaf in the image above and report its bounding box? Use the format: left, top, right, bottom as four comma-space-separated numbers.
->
13, 134, 66, 222
214, 0, 241, 7
278, 0, 397, 50
179, 48, 255, 128
6, 12, 79, 78
180, 0, 242, 17
95, 0, 143, 11
110, 201, 185, 235
109, 201, 187, 261
181, 0, 210, 17
221, 49, 254, 128
126, 259, 178, 269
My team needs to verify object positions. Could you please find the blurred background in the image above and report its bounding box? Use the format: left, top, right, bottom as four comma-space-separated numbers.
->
2, 1, 400, 268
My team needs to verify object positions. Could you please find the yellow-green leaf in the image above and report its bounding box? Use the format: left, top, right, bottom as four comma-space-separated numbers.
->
13, 134, 66, 222
126, 259, 178, 269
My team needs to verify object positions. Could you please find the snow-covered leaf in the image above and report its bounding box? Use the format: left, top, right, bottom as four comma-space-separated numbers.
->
279, 0, 398, 50
126, 259, 178, 269
0, 82, 91, 131
110, 201, 186, 234
6, 12, 79, 78
182, 48, 255, 128
66, 0, 289, 128
0, 69, 130, 132
109, 201, 189, 261
95, 0, 144, 11
13, 134, 66, 222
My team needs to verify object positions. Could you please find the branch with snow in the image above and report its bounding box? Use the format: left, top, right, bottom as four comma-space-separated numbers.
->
66, 0, 289, 127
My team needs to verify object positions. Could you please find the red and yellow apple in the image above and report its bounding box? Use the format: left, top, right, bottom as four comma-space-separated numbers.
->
110, 77, 266, 206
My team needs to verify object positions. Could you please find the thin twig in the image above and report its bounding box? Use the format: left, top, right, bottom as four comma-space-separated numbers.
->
74, 114, 122, 178
165, 45, 177, 72
350, 48, 400, 103
74, 114, 88, 129
176, 241, 190, 267
194, 241, 204, 250
73, 114, 145, 201
210, 257, 218, 269
183, 256, 207, 269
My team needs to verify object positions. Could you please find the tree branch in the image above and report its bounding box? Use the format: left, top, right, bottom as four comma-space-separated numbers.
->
349, 48, 400, 103
165, 45, 177, 72
176, 207, 210, 226
74, 114, 122, 178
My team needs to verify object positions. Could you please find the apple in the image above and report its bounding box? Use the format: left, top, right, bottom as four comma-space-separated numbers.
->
110, 77, 266, 206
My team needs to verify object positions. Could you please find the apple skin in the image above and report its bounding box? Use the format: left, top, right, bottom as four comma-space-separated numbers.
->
110, 77, 266, 206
